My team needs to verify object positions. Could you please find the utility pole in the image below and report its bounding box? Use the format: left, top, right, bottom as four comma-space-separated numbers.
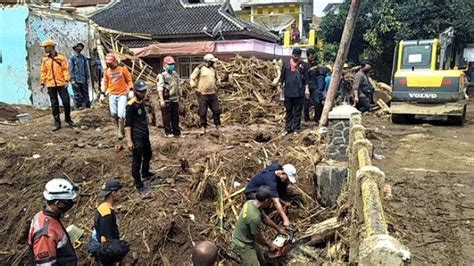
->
319, 0, 363, 127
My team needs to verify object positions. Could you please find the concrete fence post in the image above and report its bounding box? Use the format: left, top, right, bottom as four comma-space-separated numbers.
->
347, 114, 411, 265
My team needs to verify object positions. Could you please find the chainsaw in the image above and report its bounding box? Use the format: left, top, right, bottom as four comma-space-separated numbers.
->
266, 228, 296, 259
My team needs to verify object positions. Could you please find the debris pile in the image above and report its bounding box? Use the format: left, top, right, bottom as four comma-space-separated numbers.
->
0, 105, 336, 264
179, 55, 284, 128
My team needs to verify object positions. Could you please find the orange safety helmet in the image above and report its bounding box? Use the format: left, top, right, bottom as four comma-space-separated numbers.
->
105, 53, 117, 64
163, 56, 175, 65
41, 39, 56, 47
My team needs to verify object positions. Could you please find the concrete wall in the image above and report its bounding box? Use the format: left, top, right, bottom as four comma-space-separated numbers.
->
0, 6, 30, 105
26, 10, 92, 108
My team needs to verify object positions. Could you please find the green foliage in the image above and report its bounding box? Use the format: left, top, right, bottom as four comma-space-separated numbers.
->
321, 43, 338, 63
319, 0, 474, 82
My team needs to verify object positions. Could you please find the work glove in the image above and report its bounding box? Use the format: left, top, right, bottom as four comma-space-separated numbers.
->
127, 91, 134, 99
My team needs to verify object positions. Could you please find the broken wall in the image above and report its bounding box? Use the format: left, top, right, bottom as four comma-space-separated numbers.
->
0, 6, 30, 105
26, 9, 93, 108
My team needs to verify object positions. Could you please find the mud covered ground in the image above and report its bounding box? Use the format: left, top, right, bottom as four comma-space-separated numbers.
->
0, 102, 328, 265
365, 99, 474, 265
1, 97, 473, 265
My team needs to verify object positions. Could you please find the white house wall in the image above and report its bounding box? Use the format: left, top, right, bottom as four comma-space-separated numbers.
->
26, 10, 92, 108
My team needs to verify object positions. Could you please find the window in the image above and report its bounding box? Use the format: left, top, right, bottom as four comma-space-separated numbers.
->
177, 56, 204, 79
402, 45, 432, 69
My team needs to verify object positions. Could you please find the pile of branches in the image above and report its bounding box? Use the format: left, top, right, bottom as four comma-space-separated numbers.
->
179, 55, 284, 128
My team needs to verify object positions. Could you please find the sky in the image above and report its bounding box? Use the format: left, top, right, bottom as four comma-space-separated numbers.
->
313, 0, 344, 17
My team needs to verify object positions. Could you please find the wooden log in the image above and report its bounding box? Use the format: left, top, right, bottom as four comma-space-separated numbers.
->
298, 217, 344, 245
376, 99, 391, 113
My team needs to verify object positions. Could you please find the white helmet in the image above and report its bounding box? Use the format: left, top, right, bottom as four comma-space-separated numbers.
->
43, 178, 77, 201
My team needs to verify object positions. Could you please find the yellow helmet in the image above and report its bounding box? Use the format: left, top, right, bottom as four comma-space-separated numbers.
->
41, 39, 56, 47
343, 63, 350, 69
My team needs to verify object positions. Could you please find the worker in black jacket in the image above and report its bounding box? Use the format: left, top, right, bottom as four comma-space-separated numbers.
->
125, 81, 155, 194
91, 179, 129, 265
278, 48, 309, 135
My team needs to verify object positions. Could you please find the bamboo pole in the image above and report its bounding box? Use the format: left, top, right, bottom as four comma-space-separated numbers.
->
319, 0, 363, 127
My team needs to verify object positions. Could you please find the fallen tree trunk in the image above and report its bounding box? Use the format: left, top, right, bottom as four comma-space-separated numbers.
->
298, 217, 344, 245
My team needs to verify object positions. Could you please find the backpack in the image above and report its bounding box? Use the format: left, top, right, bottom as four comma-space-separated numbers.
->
159, 72, 171, 100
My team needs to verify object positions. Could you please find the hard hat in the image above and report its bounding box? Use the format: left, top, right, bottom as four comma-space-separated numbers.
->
343, 63, 350, 69
163, 56, 175, 65
105, 53, 117, 64
326, 65, 333, 72
282, 164, 297, 184
134, 80, 148, 92
203, 54, 218, 62
43, 178, 77, 201
41, 39, 56, 47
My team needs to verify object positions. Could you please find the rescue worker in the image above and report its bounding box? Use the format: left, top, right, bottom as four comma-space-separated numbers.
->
232, 186, 286, 266
190, 54, 222, 134
125, 81, 155, 194
69, 42, 90, 109
100, 53, 133, 145
91, 179, 129, 265
244, 163, 297, 229
304, 48, 326, 123
278, 48, 308, 135
158, 56, 182, 137
192, 241, 218, 266
40, 39, 74, 131
28, 178, 78, 265
353, 62, 374, 112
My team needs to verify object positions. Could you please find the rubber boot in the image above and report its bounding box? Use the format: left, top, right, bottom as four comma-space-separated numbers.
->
52, 115, 61, 132
118, 119, 125, 140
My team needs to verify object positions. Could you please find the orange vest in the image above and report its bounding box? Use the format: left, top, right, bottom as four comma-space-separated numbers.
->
28, 210, 77, 265
40, 54, 70, 88
103, 66, 133, 95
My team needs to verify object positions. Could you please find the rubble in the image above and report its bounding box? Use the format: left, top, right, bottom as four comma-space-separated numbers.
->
0, 103, 333, 264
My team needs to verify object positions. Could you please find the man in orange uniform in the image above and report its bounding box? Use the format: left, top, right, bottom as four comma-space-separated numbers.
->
100, 53, 133, 142
40, 39, 74, 131
28, 178, 78, 265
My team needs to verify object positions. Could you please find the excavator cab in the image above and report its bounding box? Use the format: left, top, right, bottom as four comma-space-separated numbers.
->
390, 27, 467, 125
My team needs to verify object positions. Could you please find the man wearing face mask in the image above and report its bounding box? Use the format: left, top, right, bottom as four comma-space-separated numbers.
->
190, 54, 222, 134
101, 53, 133, 144
28, 178, 78, 265
158, 56, 182, 137
125, 81, 155, 195
353, 62, 374, 112
40, 39, 74, 131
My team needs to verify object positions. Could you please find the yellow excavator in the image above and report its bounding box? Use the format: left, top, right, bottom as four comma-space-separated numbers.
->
390, 27, 468, 125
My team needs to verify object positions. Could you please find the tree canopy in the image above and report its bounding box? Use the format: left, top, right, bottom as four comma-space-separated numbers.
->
318, 0, 474, 82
